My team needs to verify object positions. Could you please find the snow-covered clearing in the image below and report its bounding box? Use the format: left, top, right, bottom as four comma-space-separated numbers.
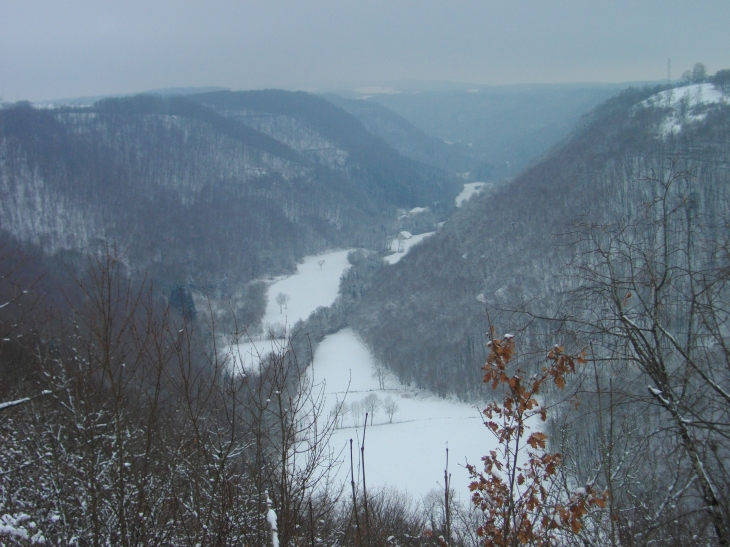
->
224, 337, 289, 376
384, 232, 434, 265
640, 83, 728, 136
312, 328, 491, 500
642, 83, 726, 110
224, 249, 352, 374
455, 182, 486, 207
263, 249, 353, 328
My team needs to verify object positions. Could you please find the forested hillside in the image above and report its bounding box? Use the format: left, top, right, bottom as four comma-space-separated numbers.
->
350, 79, 730, 544
321, 94, 477, 174
190, 90, 460, 207
0, 90, 463, 545
352, 82, 730, 397
0, 92, 459, 296
362, 83, 630, 180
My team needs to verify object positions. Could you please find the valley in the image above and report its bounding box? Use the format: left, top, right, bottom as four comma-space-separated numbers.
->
3, 73, 730, 545
225, 234, 494, 502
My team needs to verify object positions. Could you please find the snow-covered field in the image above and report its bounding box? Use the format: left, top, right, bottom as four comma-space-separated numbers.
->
263, 249, 353, 328
224, 249, 353, 374
455, 182, 486, 207
384, 232, 434, 265
312, 328, 491, 500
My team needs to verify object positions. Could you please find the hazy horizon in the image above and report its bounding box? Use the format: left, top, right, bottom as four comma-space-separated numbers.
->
32, 79, 648, 107
2, 0, 729, 103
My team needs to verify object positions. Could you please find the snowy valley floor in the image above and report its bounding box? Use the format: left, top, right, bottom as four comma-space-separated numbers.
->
311, 328, 489, 501
225, 224, 498, 502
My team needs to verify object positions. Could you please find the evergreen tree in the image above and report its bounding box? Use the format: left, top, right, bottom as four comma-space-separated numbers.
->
169, 284, 196, 320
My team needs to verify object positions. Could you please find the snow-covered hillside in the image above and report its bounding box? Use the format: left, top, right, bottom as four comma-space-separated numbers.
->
227, 111, 350, 171
640, 83, 728, 136
641, 83, 727, 110
455, 182, 486, 206
384, 232, 434, 265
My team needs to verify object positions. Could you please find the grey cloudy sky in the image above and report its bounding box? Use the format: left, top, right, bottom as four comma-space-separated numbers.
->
1, 0, 728, 102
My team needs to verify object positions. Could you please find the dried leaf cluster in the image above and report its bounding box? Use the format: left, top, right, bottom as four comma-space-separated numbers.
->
468, 330, 606, 546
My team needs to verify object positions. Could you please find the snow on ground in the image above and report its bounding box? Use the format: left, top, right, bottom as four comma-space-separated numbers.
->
640, 83, 728, 136
311, 329, 494, 500
0, 513, 45, 544
642, 83, 726, 109
222, 246, 504, 500
384, 232, 435, 265
263, 249, 353, 328
223, 338, 289, 376
223, 249, 352, 374
455, 182, 486, 207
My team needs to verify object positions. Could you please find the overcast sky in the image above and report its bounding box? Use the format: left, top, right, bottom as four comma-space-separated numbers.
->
1, 0, 728, 102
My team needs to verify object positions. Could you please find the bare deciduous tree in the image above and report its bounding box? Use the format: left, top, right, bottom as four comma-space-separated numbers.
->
383, 396, 398, 423
558, 166, 730, 546
350, 401, 363, 427
0, 247, 345, 546
275, 292, 291, 313
372, 364, 389, 390
362, 393, 381, 426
